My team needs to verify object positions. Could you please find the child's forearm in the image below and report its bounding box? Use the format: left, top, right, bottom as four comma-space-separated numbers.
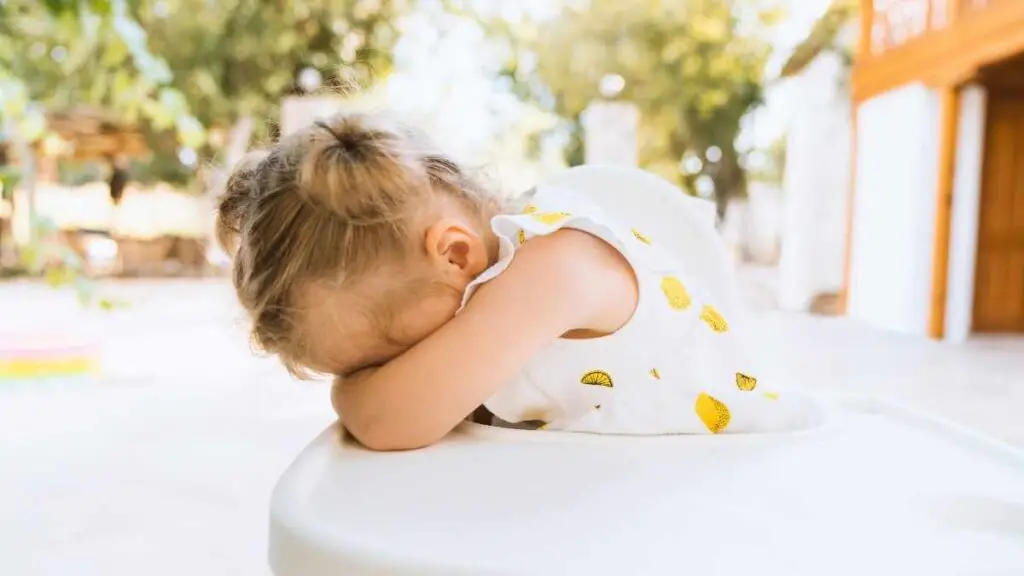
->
333, 297, 570, 450
333, 232, 612, 450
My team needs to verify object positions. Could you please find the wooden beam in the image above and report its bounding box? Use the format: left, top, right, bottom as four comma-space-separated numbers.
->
842, 0, 874, 313
839, 104, 859, 315
859, 0, 874, 60
927, 87, 961, 339
852, 0, 1024, 102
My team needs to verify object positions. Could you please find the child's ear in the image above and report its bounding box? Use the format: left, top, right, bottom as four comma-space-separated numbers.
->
424, 219, 488, 282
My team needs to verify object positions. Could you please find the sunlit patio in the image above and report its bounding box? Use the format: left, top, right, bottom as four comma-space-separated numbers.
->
3, 278, 1023, 574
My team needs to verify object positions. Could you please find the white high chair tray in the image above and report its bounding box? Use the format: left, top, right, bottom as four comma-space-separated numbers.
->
269, 396, 1024, 576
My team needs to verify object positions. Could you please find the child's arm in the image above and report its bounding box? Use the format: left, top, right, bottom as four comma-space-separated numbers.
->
332, 228, 638, 451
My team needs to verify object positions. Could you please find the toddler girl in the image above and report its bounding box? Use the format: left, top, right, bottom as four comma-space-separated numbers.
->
217, 112, 812, 451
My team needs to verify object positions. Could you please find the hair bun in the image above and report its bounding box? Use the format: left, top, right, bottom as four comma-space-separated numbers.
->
314, 119, 373, 159
296, 114, 427, 221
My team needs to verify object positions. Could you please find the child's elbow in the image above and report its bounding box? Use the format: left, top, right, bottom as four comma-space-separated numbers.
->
345, 421, 446, 452
332, 384, 451, 451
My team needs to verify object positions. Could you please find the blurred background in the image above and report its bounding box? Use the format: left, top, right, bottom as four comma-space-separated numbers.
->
1, 0, 833, 302
3, 0, 1024, 574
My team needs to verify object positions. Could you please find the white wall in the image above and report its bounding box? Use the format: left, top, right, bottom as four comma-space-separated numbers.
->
847, 83, 941, 335
945, 85, 988, 342
777, 53, 852, 311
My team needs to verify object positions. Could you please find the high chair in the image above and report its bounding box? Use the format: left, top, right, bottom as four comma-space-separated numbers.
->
268, 166, 1024, 575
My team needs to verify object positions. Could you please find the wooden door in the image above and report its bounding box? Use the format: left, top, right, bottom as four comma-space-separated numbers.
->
973, 91, 1024, 332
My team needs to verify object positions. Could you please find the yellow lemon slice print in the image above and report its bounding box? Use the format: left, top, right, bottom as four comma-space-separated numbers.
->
661, 276, 692, 310
522, 204, 538, 215
517, 229, 527, 245
631, 228, 653, 245
531, 211, 572, 226
764, 392, 779, 401
580, 370, 614, 388
700, 305, 729, 333
650, 368, 661, 380
695, 393, 731, 434
736, 372, 757, 391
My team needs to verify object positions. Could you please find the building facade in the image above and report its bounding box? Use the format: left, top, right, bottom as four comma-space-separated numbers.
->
847, 0, 1024, 340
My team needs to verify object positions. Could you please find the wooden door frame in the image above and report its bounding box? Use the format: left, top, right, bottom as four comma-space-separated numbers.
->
844, 34, 1024, 338
927, 87, 962, 339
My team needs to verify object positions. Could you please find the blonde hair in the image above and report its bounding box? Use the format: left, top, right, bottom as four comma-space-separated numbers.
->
216, 112, 499, 377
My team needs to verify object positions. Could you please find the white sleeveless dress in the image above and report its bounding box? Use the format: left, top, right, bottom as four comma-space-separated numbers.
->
459, 176, 815, 435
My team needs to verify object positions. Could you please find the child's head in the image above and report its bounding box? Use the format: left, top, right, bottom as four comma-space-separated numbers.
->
217, 112, 501, 378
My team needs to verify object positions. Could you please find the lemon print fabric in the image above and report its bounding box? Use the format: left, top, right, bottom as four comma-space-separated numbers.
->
700, 305, 729, 333
735, 372, 757, 391
695, 393, 731, 434
516, 229, 527, 245
580, 370, 614, 388
522, 204, 538, 215
649, 368, 661, 380
531, 211, 572, 226
631, 228, 653, 245
660, 276, 692, 310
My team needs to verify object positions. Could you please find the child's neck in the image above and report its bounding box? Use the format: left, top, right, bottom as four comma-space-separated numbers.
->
484, 224, 500, 267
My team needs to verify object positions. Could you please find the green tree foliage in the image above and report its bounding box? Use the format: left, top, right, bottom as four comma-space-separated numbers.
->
1, 0, 415, 298
469, 0, 783, 217
778, 0, 856, 78
0, 0, 184, 303
2, 0, 411, 176
1, 0, 204, 149
134, 0, 410, 140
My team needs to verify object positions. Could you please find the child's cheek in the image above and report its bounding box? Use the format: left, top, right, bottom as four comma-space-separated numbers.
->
395, 293, 462, 346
